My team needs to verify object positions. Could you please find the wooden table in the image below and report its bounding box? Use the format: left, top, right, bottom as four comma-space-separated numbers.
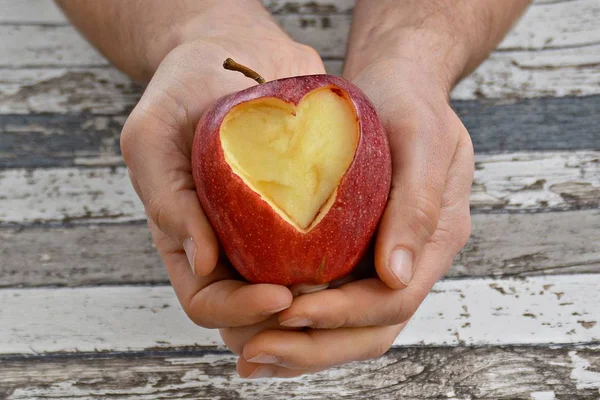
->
1, 0, 599, 398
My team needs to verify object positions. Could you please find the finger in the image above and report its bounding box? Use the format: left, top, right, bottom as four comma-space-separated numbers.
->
221, 315, 309, 356
277, 134, 474, 330
150, 222, 293, 328
374, 110, 462, 289
434, 132, 475, 253
277, 278, 424, 329
122, 108, 219, 276
238, 324, 404, 378
220, 316, 281, 355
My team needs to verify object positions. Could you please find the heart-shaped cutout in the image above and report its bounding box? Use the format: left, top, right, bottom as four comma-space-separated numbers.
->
220, 87, 359, 231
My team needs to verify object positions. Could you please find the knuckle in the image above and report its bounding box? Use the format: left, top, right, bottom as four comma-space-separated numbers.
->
119, 118, 139, 167
146, 194, 171, 233
405, 193, 440, 241
219, 328, 244, 355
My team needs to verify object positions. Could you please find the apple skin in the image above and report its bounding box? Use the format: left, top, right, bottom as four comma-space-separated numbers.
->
192, 75, 392, 286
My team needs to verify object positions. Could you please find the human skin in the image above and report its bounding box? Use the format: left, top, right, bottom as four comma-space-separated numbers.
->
56, 0, 531, 378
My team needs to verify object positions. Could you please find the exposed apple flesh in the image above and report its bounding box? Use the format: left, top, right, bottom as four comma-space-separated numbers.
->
192, 62, 392, 286
220, 88, 359, 231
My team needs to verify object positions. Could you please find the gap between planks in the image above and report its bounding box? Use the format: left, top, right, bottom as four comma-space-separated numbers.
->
1, 274, 599, 355
1, 346, 600, 399
1, 209, 599, 288
0, 151, 598, 225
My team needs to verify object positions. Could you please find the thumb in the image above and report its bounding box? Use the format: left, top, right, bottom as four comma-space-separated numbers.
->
374, 125, 454, 289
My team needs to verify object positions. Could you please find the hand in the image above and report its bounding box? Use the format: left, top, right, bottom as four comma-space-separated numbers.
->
225, 59, 474, 378
120, 6, 326, 330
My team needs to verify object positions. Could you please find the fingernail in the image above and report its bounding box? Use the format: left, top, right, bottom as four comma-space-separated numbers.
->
246, 353, 280, 364
248, 366, 275, 379
264, 304, 291, 315
280, 317, 313, 328
294, 283, 329, 296
183, 237, 196, 275
390, 248, 413, 286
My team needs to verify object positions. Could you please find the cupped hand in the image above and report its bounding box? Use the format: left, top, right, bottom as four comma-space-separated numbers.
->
120, 21, 326, 330
227, 59, 474, 378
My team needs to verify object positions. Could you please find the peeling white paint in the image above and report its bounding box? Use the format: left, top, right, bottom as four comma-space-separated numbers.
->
1, 274, 599, 354
530, 391, 557, 400
1, 151, 598, 224
569, 351, 600, 390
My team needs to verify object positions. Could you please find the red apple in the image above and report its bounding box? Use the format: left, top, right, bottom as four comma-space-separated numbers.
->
192, 60, 391, 285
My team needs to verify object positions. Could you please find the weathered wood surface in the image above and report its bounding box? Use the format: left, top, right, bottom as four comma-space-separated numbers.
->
2, 96, 600, 169
2, 346, 600, 400
0, 0, 599, 111
1, 275, 599, 355
471, 151, 600, 212
1, 210, 599, 288
1, 151, 597, 224
0, 69, 140, 115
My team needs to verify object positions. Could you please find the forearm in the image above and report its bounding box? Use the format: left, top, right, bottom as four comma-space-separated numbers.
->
344, 0, 531, 93
55, 0, 281, 82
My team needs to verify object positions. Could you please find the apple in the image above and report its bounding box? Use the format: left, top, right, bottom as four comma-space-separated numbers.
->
192, 59, 392, 286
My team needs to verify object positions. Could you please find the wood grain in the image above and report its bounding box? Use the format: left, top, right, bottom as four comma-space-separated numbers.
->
1, 210, 598, 288
1, 275, 599, 355
2, 346, 600, 400
1, 151, 597, 224
0, 69, 140, 115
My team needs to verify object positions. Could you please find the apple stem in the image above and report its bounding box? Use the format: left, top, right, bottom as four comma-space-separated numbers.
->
223, 58, 266, 84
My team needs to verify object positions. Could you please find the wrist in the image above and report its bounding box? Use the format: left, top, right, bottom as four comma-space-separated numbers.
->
344, 4, 470, 95
140, 0, 285, 81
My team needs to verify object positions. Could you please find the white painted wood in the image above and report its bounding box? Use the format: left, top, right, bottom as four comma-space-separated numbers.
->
1, 151, 597, 224
0, 68, 139, 114
0, 26, 107, 68
0, 166, 141, 224
1, 274, 598, 354
471, 151, 600, 211
452, 45, 600, 100
0, 0, 66, 23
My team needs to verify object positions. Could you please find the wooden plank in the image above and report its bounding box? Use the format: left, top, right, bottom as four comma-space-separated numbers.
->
1, 274, 599, 355
0, 26, 107, 68
0, 0, 66, 24
471, 151, 600, 211
0, 113, 125, 169
2, 95, 599, 170
1, 151, 598, 225
452, 46, 600, 100
1, 346, 599, 399
1, 210, 598, 288
0, 68, 140, 114
454, 96, 600, 153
